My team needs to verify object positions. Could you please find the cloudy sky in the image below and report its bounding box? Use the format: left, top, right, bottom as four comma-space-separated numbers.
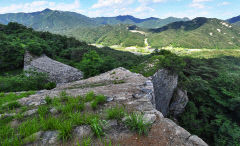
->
0, 0, 239, 19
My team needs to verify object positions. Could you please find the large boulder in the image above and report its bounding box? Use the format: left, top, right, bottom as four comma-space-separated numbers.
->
152, 69, 178, 116
24, 51, 83, 84
169, 89, 189, 117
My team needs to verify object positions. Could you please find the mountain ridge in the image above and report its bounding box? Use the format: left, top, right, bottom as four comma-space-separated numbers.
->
0, 8, 190, 31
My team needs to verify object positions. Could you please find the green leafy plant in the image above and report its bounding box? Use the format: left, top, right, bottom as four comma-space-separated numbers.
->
106, 106, 126, 120
58, 120, 73, 141
124, 113, 151, 135
85, 91, 95, 102
90, 117, 105, 138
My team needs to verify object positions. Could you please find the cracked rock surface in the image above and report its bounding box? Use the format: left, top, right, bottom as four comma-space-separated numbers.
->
18, 67, 207, 146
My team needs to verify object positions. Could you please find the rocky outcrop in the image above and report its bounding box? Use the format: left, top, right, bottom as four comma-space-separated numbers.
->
18, 67, 207, 146
152, 69, 178, 116
152, 69, 189, 117
24, 51, 83, 84
169, 89, 189, 117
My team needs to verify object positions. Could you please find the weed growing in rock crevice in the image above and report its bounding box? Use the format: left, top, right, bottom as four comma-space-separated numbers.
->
124, 113, 151, 135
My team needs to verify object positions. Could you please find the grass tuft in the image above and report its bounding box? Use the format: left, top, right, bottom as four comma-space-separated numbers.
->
90, 117, 105, 138
124, 113, 151, 135
106, 106, 126, 121
58, 120, 73, 141
85, 91, 95, 102
91, 95, 106, 110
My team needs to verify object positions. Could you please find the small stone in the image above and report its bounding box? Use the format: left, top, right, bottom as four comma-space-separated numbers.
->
103, 120, 118, 131
115, 97, 127, 101
23, 109, 38, 116
42, 131, 58, 145
187, 135, 208, 146
143, 114, 156, 124
144, 80, 153, 86
23, 131, 43, 144
106, 96, 114, 102
132, 93, 143, 99
50, 108, 58, 114
74, 125, 92, 138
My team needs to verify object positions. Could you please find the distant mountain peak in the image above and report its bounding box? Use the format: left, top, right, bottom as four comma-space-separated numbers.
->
42, 8, 52, 12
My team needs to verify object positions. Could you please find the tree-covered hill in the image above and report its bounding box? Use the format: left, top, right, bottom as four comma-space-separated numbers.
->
148, 17, 240, 49
0, 22, 146, 73
64, 24, 146, 47
0, 9, 98, 33
227, 15, 240, 24
95, 15, 189, 29
0, 9, 189, 33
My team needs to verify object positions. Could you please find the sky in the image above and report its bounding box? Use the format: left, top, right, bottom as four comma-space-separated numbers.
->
0, 0, 239, 19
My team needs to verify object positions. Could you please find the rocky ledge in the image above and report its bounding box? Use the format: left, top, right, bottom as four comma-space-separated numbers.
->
18, 67, 207, 146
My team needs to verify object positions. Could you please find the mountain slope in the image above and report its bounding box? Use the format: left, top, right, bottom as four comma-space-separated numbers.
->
65, 24, 146, 47
95, 15, 189, 28
227, 15, 240, 26
0, 9, 98, 33
148, 17, 240, 49
0, 9, 189, 33
227, 15, 240, 23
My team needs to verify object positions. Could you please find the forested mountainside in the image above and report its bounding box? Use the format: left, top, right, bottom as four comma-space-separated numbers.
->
148, 17, 240, 49
1, 9, 239, 50
64, 24, 145, 47
94, 15, 189, 28
0, 9, 188, 32
0, 22, 147, 92
227, 15, 240, 24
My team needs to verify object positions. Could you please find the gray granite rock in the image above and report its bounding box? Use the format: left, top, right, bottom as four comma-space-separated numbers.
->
169, 89, 189, 117
23, 109, 38, 116
143, 114, 157, 124
74, 125, 92, 138
24, 51, 83, 84
50, 108, 58, 114
41, 131, 58, 145
152, 69, 178, 116
187, 135, 208, 146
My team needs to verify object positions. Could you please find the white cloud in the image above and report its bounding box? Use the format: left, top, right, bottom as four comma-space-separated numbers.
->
218, 1, 230, 6
193, 0, 211, 2
92, 0, 134, 9
0, 0, 83, 14
190, 0, 212, 9
190, 2, 205, 8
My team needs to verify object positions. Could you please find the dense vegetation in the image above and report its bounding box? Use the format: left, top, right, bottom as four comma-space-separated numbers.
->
65, 24, 145, 47
133, 50, 240, 145
0, 71, 56, 92
0, 9, 188, 32
148, 17, 240, 49
0, 22, 146, 91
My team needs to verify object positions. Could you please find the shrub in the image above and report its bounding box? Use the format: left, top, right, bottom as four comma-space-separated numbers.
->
124, 113, 151, 135
44, 82, 56, 90
0, 71, 55, 92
